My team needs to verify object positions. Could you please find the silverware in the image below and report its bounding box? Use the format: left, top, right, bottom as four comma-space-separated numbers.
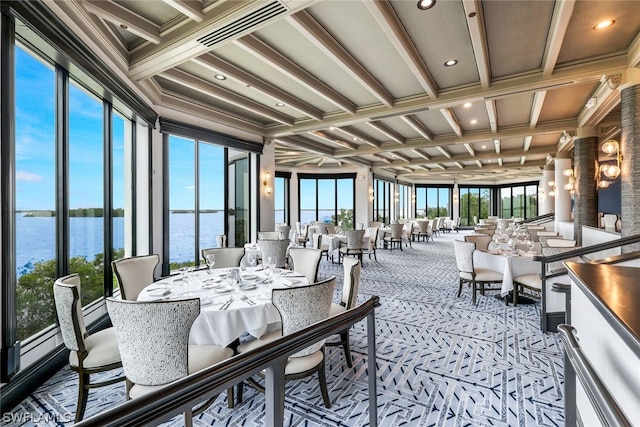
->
220, 296, 234, 310
240, 295, 255, 306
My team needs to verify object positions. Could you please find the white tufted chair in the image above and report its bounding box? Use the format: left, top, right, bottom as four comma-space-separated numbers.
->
112, 254, 159, 301
106, 298, 234, 425
257, 238, 290, 268
274, 224, 291, 240
288, 247, 323, 283
53, 274, 124, 422
453, 240, 504, 305
258, 231, 282, 240
464, 234, 492, 251
237, 277, 336, 408
327, 257, 361, 367
201, 247, 245, 268
365, 226, 379, 261
383, 223, 404, 250
338, 229, 365, 263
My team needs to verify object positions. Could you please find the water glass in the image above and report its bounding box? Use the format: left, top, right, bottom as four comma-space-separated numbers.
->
205, 254, 215, 274
247, 253, 257, 270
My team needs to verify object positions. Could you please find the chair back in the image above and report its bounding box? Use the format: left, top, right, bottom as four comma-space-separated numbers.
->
369, 221, 383, 228
324, 224, 336, 234
465, 234, 491, 251
106, 298, 200, 386
417, 220, 430, 233
542, 246, 581, 273
112, 254, 159, 301
603, 214, 617, 229
271, 277, 336, 358
258, 239, 290, 268
341, 257, 361, 309
201, 247, 245, 268
345, 229, 365, 250
288, 247, 322, 283
367, 226, 379, 249
389, 223, 404, 238
544, 238, 577, 248
258, 231, 282, 240
53, 274, 86, 353
275, 224, 291, 240
453, 240, 475, 274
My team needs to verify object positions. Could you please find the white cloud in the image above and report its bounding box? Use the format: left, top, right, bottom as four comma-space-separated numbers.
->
16, 170, 43, 182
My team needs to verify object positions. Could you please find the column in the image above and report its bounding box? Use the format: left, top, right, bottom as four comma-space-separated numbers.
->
620, 68, 640, 252
573, 126, 599, 246
554, 152, 572, 232
540, 164, 554, 214
260, 138, 276, 232
452, 182, 460, 221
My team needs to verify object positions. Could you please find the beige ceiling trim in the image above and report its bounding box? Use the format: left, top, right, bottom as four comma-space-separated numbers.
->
367, 121, 406, 144
498, 158, 503, 166
161, 0, 205, 22
266, 55, 627, 136
485, 100, 497, 132
336, 126, 381, 147
455, 162, 465, 169
411, 149, 431, 161
578, 79, 620, 127
542, 0, 575, 77
82, 0, 161, 44
160, 68, 294, 125
192, 54, 323, 120
333, 119, 577, 157
529, 91, 546, 128
286, 11, 394, 107
392, 152, 412, 162
463, 0, 490, 88
309, 130, 359, 150
374, 154, 392, 164
363, 0, 438, 99
475, 160, 483, 168
436, 146, 453, 159
464, 143, 475, 156
276, 135, 335, 156
234, 35, 357, 114
493, 139, 501, 154
401, 115, 433, 140
440, 108, 463, 137
629, 32, 640, 67
523, 136, 532, 151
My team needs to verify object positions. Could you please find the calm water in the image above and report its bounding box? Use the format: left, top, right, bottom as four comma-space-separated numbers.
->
15, 212, 225, 275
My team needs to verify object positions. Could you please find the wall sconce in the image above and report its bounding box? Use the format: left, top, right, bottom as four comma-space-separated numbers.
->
547, 180, 556, 197
453, 194, 458, 203
598, 139, 622, 187
263, 171, 272, 195
394, 191, 399, 203
563, 168, 575, 193
369, 187, 375, 202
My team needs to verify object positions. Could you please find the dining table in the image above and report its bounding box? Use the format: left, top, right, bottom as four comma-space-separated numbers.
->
138, 267, 309, 347
473, 248, 541, 298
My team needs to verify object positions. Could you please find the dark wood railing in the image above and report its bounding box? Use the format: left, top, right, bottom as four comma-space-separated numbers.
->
76, 296, 380, 427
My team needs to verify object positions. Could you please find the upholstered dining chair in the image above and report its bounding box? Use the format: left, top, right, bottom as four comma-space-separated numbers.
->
338, 229, 365, 264
453, 240, 504, 305
464, 234, 492, 251
365, 226, 379, 261
369, 221, 383, 228
106, 298, 234, 426
288, 247, 323, 283
413, 220, 431, 242
257, 238, 290, 268
383, 223, 404, 250
327, 257, 361, 367
274, 224, 291, 240
312, 233, 331, 260
297, 224, 309, 247
112, 254, 159, 301
325, 224, 337, 234
237, 276, 337, 408
540, 237, 577, 248
201, 247, 245, 268
53, 274, 124, 422
258, 231, 282, 240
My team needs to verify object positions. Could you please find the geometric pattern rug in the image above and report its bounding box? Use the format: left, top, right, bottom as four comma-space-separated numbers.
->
6, 231, 565, 426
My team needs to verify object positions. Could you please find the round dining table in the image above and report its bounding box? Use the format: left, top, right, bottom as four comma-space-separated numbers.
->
138, 267, 309, 347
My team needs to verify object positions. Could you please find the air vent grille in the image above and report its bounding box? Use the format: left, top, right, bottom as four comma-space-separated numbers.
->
197, 1, 287, 47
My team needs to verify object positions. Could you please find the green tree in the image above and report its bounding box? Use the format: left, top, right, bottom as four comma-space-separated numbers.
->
332, 208, 354, 230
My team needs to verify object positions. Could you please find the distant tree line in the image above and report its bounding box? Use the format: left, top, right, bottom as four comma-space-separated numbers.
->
20, 208, 125, 217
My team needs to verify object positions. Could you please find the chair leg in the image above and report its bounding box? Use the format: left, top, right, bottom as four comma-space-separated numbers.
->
184, 408, 193, 427
340, 331, 352, 368
457, 279, 463, 297
317, 358, 331, 409
472, 282, 477, 305
75, 372, 89, 423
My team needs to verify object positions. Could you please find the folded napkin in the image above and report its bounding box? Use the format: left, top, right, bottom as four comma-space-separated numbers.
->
148, 288, 171, 297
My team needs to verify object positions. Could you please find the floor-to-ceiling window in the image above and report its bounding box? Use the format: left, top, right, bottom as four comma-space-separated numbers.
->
373, 177, 392, 224
415, 185, 452, 219
459, 186, 491, 226
274, 172, 290, 224
500, 182, 539, 219
298, 174, 356, 228
397, 182, 411, 220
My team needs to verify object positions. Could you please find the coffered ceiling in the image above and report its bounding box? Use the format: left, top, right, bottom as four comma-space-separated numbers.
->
44, 0, 640, 183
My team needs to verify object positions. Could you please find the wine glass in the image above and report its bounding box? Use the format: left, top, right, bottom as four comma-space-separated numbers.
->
526, 238, 535, 253
247, 252, 257, 270
507, 238, 517, 254
205, 254, 215, 275
264, 256, 275, 284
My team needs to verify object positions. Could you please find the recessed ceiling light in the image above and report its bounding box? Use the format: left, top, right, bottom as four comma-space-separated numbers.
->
275, 102, 285, 107
352, 137, 358, 141
593, 20, 615, 30
463, 102, 472, 108
417, 0, 436, 10
482, 145, 486, 149
329, 126, 335, 131
470, 119, 478, 124
214, 74, 226, 80
444, 59, 458, 67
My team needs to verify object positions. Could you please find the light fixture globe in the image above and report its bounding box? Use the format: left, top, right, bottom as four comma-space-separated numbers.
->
601, 140, 619, 154
563, 168, 573, 177
417, 0, 436, 10
598, 180, 610, 189
603, 164, 620, 179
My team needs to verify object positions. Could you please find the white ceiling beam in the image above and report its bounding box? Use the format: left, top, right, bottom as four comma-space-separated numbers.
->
455, 162, 464, 169
83, 0, 161, 44
523, 136, 532, 151
475, 160, 483, 168
629, 31, 640, 67
520, 156, 526, 165
317, 157, 327, 167
493, 139, 501, 154
436, 146, 452, 159
336, 126, 381, 147
391, 152, 412, 162
364, 1, 438, 99
463, 0, 491, 88
287, 11, 394, 107
367, 121, 406, 144
411, 149, 431, 161
529, 91, 547, 128
464, 143, 475, 156
542, 0, 576, 77
309, 131, 359, 150
192, 54, 323, 121
440, 108, 463, 137
160, 68, 294, 125
578, 77, 621, 127
383, 145, 553, 167
374, 154, 393, 164
235, 35, 357, 114
498, 158, 503, 166
401, 115, 433, 140
161, 0, 204, 22
276, 135, 335, 156
485, 100, 497, 132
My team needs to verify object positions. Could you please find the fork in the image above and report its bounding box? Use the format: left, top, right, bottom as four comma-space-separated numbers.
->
240, 294, 255, 306
220, 296, 234, 310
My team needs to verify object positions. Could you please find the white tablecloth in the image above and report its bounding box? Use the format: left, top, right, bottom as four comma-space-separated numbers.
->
138, 268, 309, 347
473, 250, 540, 297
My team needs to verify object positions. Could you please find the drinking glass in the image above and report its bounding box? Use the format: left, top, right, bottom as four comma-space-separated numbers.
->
264, 256, 275, 284
247, 253, 257, 270
205, 254, 215, 275
508, 238, 517, 254
526, 239, 535, 253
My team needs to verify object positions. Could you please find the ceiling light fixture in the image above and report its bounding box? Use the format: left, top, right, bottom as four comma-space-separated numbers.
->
120, 24, 128, 29
599, 139, 622, 181
444, 59, 458, 67
470, 119, 477, 124
463, 102, 472, 108
214, 74, 226, 80
275, 102, 285, 107
417, 0, 436, 10
593, 20, 615, 30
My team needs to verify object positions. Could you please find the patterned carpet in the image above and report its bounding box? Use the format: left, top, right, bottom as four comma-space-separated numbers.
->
6, 231, 565, 426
